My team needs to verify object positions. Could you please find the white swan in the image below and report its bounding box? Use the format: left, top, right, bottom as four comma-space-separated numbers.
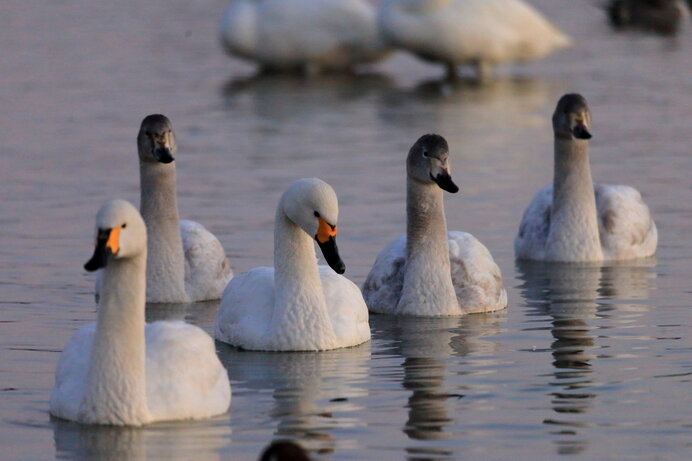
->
96, 114, 232, 303
378, 0, 572, 79
51, 200, 230, 426
215, 178, 371, 351
363, 134, 507, 316
514, 93, 658, 262
219, 0, 390, 73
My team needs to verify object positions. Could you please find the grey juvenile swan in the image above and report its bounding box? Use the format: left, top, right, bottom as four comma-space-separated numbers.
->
97, 115, 233, 303
514, 94, 658, 262
363, 134, 507, 316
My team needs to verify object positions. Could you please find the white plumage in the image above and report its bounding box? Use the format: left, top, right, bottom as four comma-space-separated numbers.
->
51, 199, 230, 426
215, 178, 371, 351
180, 220, 232, 302
50, 321, 231, 424
220, 0, 390, 72
216, 266, 371, 351
378, 0, 571, 78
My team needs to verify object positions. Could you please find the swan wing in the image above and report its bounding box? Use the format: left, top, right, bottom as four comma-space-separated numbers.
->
362, 235, 407, 314
319, 266, 371, 346
447, 231, 507, 313
49, 323, 96, 421
514, 184, 553, 260
214, 267, 275, 349
180, 220, 233, 302
145, 321, 230, 422
595, 184, 658, 260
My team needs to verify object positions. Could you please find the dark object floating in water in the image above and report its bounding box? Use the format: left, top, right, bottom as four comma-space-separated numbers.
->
259, 440, 310, 461
329, 397, 348, 402
606, 0, 690, 35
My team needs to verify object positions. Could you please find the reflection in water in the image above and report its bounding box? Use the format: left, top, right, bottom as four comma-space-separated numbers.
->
52, 302, 230, 461
377, 77, 551, 135
372, 314, 502, 458
52, 418, 230, 461
221, 72, 393, 124
218, 342, 370, 456
517, 259, 654, 455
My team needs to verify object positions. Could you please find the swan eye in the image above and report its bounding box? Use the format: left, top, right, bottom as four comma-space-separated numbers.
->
121, 223, 127, 229
314, 211, 320, 218
422, 150, 429, 158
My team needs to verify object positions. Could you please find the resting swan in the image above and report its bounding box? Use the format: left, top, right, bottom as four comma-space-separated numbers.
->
377, 0, 571, 80
219, 0, 390, 73
96, 115, 233, 303
215, 178, 371, 351
514, 94, 658, 262
363, 134, 507, 316
50, 200, 230, 426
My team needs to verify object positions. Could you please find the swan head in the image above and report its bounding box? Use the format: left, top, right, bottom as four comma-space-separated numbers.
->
84, 200, 147, 271
259, 440, 310, 461
137, 114, 177, 164
280, 178, 345, 274
552, 94, 592, 141
407, 134, 459, 193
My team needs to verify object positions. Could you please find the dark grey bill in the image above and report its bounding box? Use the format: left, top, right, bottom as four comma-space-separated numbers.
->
431, 172, 460, 193
154, 147, 175, 164
572, 123, 592, 140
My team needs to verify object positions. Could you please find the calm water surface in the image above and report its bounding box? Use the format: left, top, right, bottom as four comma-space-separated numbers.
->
1, 1, 690, 459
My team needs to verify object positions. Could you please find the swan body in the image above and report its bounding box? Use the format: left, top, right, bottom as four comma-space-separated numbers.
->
220, 0, 390, 73
514, 94, 657, 262
51, 200, 230, 425
363, 134, 507, 317
607, 0, 689, 35
123, 114, 232, 303
378, 0, 571, 79
215, 178, 370, 351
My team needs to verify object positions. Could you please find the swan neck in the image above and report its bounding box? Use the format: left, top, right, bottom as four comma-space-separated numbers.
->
399, 179, 458, 315
139, 162, 187, 301
81, 254, 149, 424
406, 179, 449, 252
140, 162, 180, 222
548, 138, 602, 261
271, 206, 335, 350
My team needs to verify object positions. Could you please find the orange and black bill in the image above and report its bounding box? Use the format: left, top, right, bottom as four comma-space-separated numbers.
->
84, 227, 120, 272
315, 217, 345, 274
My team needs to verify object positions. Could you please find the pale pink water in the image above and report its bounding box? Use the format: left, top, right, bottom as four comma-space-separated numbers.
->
1, 1, 690, 459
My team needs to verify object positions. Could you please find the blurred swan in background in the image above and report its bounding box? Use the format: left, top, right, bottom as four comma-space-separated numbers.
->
220, 0, 390, 73
377, 0, 571, 80
606, 0, 689, 35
